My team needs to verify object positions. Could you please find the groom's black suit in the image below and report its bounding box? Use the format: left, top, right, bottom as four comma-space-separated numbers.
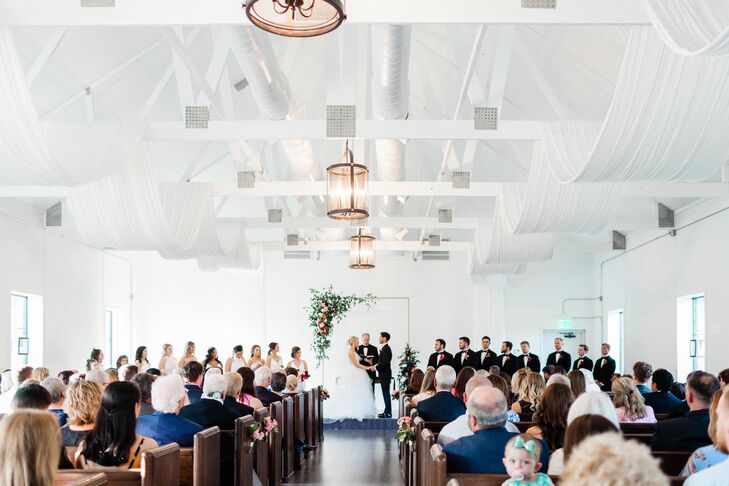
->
377, 343, 393, 416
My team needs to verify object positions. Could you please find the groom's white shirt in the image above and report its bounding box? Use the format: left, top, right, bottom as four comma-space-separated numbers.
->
436, 413, 519, 446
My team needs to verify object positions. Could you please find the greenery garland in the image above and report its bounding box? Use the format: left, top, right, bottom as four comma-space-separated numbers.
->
396, 343, 420, 391
306, 286, 375, 365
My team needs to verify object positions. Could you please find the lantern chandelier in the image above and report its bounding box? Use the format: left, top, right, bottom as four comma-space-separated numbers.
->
243, 0, 346, 38
326, 140, 369, 221
350, 229, 375, 270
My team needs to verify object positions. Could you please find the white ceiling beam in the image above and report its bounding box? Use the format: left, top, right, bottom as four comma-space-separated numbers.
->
261, 240, 471, 252
226, 216, 482, 229
0, 0, 650, 26
26, 27, 67, 87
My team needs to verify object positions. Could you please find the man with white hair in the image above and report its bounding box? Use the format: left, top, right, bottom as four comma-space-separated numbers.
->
254, 366, 283, 406
438, 375, 519, 446
137, 374, 203, 447
443, 387, 549, 473
180, 373, 239, 430
41, 377, 68, 426
416, 365, 465, 421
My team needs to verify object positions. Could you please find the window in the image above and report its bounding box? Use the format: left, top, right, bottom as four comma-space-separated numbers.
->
677, 293, 706, 380
607, 309, 624, 374
10, 293, 29, 369
105, 309, 114, 368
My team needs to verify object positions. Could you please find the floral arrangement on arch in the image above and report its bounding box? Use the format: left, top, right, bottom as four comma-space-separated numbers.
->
395, 417, 416, 445
396, 343, 420, 392
306, 286, 375, 365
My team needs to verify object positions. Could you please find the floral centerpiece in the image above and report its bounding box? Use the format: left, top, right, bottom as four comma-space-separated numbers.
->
396, 343, 420, 392
306, 286, 375, 364
395, 416, 416, 445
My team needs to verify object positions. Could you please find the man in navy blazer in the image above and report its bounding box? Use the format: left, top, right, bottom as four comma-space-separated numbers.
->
137, 375, 203, 447
643, 368, 682, 414
183, 361, 204, 404
253, 366, 283, 407
417, 365, 465, 422
444, 387, 549, 474
180, 374, 240, 430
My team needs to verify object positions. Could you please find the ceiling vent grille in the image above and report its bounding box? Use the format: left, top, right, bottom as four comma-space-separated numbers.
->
45, 202, 62, 227
326, 105, 356, 138
234, 79, 249, 92
658, 203, 675, 228
185, 106, 209, 129
428, 234, 442, 247
286, 234, 300, 246
284, 251, 311, 260
350, 218, 369, 227
268, 209, 283, 224
451, 171, 470, 189
438, 209, 453, 224
80, 0, 115, 6
237, 171, 256, 188
521, 0, 556, 8
612, 230, 626, 251
422, 251, 450, 261
474, 107, 498, 130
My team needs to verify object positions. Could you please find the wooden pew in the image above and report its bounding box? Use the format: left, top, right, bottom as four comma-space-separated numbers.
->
54, 473, 107, 486
179, 426, 220, 486
235, 415, 258, 486
417, 427, 435, 486
220, 429, 236, 486
653, 451, 691, 477
620, 422, 657, 434
304, 389, 316, 447
624, 433, 653, 445
317, 385, 324, 442
281, 397, 295, 480
293, 393, 306, 467
399, 393, 415, 418
269, 401, 284, 486
254, 408, 270, 486
407, 417, 424, 486
429, 443, 446, 486
54, 471, 140, 486
310, 388, 319, 447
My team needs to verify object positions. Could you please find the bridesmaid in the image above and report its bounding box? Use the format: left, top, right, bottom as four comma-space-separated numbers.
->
178, 341, 197, 368
287, 346, 309, 391
225, 345, 247, 372
158, 344, 177, 375
265, 342, 284, 372
203, 347, 223, 374
248, 345, 265, 369
134, 346, 150, 373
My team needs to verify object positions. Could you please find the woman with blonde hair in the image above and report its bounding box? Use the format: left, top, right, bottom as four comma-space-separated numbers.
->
34, 367, 50, 382
0, 410, 60, 486
411, 367, 437, 406
158, 344, 177, 375
612, 376, 656, 423
178, 341, 197, 368
322, 336, 376, 420
512, 372, 546, 414
61, 380, 103, 447
511, 368, 531, 397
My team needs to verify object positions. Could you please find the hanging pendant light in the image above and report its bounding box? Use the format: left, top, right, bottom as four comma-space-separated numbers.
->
244, 0, 346, 38
327, 141, 369, 220
350, 229, 375, 269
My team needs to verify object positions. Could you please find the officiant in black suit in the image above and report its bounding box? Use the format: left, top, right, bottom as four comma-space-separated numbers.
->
427, 339, 454, 369
546, 337, 572, 371
376, 332, 393, 418
357, 333, 379, 389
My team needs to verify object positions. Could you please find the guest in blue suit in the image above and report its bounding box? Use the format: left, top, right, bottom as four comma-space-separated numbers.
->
137, 374, 203, 447
416, 365, 465, 422
444, 387, 549, 474
183, 361, 204, 404
644, 368, 682, 414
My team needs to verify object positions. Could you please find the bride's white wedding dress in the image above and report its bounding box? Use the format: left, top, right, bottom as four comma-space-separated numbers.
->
324, 348, 376, 420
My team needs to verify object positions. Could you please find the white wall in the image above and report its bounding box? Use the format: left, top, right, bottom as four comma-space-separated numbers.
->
599, 197, 729, 378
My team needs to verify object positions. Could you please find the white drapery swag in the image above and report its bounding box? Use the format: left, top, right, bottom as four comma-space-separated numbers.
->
644, 0, 729, 57
547, 27, 729, 183
198, 220, 261, 272
0, 29, 143, 185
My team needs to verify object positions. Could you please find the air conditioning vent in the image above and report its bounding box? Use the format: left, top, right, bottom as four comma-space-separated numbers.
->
438, 209, 453, 224
80, 0, 115, 6
612, 230, 626, 251
45, 202, 62, 227
451, 171, 470, 189
284, 251, 311, 259
521, 0, 556, 8
237, 171, 255, 189
268, 209, 282, 224
428, 234, 441, 247
234, 79, 249, 91
422, 251, 449, 261
474, 106, 498, 130
658, 203, 675, 228
185, 106, 209, 129
326, 105, 356, 138
286, 234, 300, 246
350, 218, 369, 227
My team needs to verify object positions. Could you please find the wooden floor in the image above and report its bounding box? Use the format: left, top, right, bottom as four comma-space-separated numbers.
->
289, 429, 401, 485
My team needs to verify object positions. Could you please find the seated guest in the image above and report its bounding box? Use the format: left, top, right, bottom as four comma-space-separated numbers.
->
11, 383, 51, 411
223, 372, 254, 416
405, 369, 424, 395
438, 375, 519, 446
487, 373, 520, 423
542, 365, 556, 383
546, 373, 572, 388
668, 375, 691, 418
567, 391, 620, 427
511, 372, 544, 414
254, 366, 283, 406
183, 361, 204, 404
549, 412, 620, 475
105, 368, 118, 384
76, 381, 159, 469
652, 371, 720, 452
612, 377, 657, 423
633, 361, 653, 395
0, 410, 60, 486
86, 369, 106, 387
567, 370, 586, 398
271, 372, 287, 397
452, 366, 476, 402
34, 367, 50, 382
58, 369, 75, 386
180, 374, 239, 430
681, 390, 728, 477
136, 374, 203, 447
502, 434, 551, 485
526, 383, 574, 451
510, 368, 531, 398
719, 369, 729, 389
61, 381, 103, 447
411, 368, 436, 406
685, 387, 729, 484
0, 366, 33, 413
443, 387, 548, 473
580, 369, 601, 392
131, 372, 156, 416
561, 432, 668, 486
416, 365, 465, 421
122, 365, 139, 382
237, 367, 264, 410
42, 377, 68, 425
644, 368, 682, 414
284, 375, 299, 396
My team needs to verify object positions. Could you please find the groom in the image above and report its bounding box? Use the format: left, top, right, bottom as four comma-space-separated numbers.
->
376, 332, 393, 418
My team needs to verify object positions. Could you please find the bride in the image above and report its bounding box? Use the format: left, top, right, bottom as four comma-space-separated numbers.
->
324, 336, 377, 420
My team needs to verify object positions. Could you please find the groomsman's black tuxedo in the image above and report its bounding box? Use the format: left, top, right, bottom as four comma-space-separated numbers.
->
496, 353, 518, 376
427, 351, 454, 369
593, 355, 616, 391
572, 356, 594, 372
518, 353, 541, 373
376, 343, 393, 416
357, 343, 379, 383
546, 350, 572, 371
476, 349, 497, 370
453, 349, 477, 374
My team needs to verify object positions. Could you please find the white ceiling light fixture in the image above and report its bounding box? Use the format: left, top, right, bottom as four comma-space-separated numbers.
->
326, 141, 369, 221
350, 229, 375, 270
243, 0, 346, 38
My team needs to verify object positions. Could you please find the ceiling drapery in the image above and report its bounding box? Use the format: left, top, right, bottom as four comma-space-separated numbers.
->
644, 0, 729, 57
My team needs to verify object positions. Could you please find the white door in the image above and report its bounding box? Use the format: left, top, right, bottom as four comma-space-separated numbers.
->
541, 329, 586, 367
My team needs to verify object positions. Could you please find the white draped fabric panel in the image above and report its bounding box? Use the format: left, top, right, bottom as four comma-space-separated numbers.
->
198, 220, 261, 272
644, 0, 729, 57
548, 27, 729, 183
0, 29, 144, 185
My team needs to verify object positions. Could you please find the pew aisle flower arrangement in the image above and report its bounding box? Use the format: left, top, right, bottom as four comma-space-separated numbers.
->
396, 343, 420, 392
247, 422, 266, 442
263, 417, 279, 434
306, 286, 375, 364
320, 388, 330, 400
395, 417, 416, 445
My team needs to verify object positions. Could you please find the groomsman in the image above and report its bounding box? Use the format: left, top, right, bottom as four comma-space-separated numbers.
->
572, 344, 594, 371
593, 343, 616, 391
496, 341, 518, 376
356, 333, 379, 385
546, 338, 572, 371
518, 341, 541, 373
427, 339, 454, 369
476, 336, 497, 371
453, 337, 476, 375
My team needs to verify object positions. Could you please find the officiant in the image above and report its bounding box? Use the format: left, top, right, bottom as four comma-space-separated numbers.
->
357, 333, 379, 388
